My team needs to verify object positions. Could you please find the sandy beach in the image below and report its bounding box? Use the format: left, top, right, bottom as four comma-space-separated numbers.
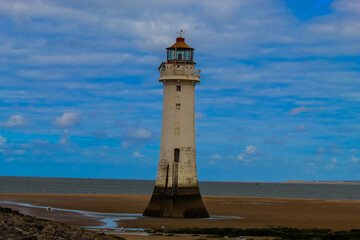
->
1, 193, 360, 239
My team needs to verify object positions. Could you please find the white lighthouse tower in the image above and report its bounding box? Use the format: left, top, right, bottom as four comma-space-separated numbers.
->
143, 32, 209, 218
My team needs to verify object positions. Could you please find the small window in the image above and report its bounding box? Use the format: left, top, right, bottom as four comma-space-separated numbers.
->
176, 85, 181, 91
176, 104, 180, 110
174, 148, 180, 162
175, 122, 180, 135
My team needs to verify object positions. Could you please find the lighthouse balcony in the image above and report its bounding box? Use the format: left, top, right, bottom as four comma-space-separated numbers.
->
158, 63, 201, 82
159, 68, 200, 77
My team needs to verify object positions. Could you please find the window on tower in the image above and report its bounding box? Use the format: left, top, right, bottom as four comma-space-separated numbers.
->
177, 51, 184, 60
174, 148, 180, 162
176, 85, 181, 91
167, 49, 175, 60
176, 104, 181, 110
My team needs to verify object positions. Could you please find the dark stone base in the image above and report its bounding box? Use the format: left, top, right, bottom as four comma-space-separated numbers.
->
143, 186, 209, 218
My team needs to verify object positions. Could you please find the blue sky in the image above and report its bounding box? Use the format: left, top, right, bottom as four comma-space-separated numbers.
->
1, 0, 360, 181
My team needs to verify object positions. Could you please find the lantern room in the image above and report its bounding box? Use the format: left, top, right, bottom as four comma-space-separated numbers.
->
166, 37, 194, 63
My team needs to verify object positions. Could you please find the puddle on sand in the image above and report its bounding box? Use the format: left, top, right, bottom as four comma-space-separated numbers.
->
81, 212, 148, 235
0, 200, 147, 235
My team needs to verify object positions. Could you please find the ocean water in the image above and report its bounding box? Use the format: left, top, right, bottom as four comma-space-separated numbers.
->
0, 176, 360, 200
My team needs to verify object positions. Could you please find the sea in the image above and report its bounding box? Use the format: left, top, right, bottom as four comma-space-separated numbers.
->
0, 176, 359, 200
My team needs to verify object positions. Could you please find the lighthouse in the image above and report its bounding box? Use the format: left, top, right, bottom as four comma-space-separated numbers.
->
143, 32, 209, 218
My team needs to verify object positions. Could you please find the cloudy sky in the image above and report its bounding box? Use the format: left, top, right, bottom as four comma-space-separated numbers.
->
1, 0, 360, 181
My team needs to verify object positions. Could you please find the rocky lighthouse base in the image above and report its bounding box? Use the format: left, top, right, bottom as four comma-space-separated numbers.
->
143, 186, 209, 218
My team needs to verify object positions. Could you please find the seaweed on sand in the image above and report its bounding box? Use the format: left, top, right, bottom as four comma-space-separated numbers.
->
165, 227, 360, 240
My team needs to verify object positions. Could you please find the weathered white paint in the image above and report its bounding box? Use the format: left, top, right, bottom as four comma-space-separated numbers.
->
155, 62, 200, 188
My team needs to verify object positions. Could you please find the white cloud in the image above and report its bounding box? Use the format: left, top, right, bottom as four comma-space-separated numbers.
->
289, 106, 308, 115
83, 150, 106, 158
295, 124, 307, 131
57, 130, 77, 147
22, 53, 160, 67
6, 158, 15, 162
351, 155, 359, 163
0, 134, 7, 146
13, 149, 26, 155
236, 153, 247, 161
58, 135, 69, 145
236, 153, 253, 162
332, 0, 360, 16
210, 154, 223, 160
195, 112, 205, 119
54, 113, 81, 128
0, 115, 27, 127
237, 145, 258, 162
244, 145, 257, 154
325, 163, 336, 169
325, 158, 338, 169
121, 141, 130, 148
131, 129, 152, 139
207, 160, 216, 165
17, 69, 65, 80
133, 152, 145, 158
122, 127, 154, 147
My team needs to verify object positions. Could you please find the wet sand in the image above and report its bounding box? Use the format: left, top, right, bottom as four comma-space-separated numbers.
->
1, 193, 360, 232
